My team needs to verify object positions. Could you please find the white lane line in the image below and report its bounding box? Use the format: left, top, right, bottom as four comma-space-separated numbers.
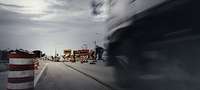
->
34, 63, 48, 87
62, 62, 117, 90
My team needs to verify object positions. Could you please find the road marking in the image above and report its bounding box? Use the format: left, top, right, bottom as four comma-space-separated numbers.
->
34, 63, 48, 87
62, 62, 118, 90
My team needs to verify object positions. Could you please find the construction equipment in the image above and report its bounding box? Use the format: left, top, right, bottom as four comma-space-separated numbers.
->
63, 49, 72, 62
79, 49, 90, 63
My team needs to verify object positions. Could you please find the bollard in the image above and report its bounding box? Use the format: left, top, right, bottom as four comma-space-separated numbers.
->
8, 52, 35, 90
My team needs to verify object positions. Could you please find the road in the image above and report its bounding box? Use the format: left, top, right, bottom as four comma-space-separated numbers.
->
35, 62, 110, 90
63, 61, 118, 89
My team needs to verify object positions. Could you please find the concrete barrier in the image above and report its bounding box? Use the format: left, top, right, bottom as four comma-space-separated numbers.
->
8, 52, 35, 90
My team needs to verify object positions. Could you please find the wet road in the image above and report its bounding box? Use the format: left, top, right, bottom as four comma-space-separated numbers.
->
35, 62, 109, 90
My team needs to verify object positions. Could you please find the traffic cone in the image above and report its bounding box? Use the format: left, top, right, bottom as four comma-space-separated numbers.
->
8, 52, 35, 90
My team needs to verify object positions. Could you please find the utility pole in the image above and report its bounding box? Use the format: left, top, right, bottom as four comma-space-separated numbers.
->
94, 41, 97, 46
55, 48, 57, 57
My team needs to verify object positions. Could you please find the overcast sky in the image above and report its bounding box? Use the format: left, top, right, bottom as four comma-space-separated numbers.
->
0, 0, 107, 55
0, 0, 167, 55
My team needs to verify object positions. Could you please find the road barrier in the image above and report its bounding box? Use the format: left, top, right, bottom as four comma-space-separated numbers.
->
8, 52, 35, 90
79, 50, 89, 63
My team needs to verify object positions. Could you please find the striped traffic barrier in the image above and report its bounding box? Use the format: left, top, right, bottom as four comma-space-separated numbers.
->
8, 52, 35, 90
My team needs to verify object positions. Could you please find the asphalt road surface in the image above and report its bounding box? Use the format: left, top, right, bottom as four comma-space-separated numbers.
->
35, 62, 109, 90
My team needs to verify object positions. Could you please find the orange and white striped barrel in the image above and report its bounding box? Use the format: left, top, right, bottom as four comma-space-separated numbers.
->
8, 52, 35, 90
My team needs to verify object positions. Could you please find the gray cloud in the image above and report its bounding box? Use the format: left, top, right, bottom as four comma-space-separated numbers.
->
0, 3, 23, 8
0, 0, 106, 55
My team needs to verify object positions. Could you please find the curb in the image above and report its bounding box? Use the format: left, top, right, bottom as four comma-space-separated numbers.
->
62, 62, 119, 90
34, 63, 48, 87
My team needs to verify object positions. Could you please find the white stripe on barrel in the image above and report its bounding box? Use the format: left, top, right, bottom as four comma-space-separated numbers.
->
8, 52, 35, 90
8, 70, 34, 78
9, 58, 33, 65
7, 81, 34, 90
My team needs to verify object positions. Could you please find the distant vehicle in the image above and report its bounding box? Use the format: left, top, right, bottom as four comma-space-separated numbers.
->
54, 56, 60, 62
